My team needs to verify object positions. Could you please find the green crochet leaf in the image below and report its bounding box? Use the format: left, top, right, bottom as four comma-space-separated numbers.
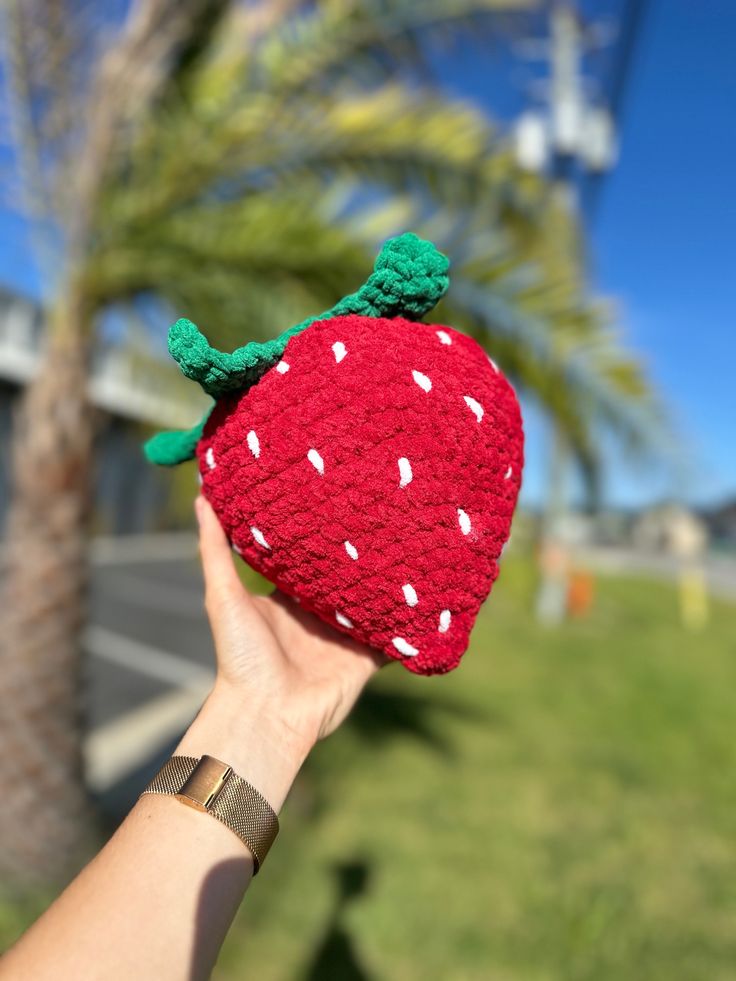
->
143, 411, 210, 466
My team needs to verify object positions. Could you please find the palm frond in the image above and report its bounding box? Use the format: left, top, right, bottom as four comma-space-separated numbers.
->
253, 0, 536, 96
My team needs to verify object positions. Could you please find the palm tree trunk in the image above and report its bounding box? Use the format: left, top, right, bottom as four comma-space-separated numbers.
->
0, 290, 102, 889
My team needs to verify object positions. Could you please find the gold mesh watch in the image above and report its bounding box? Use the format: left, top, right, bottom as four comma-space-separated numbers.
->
140, 754, 279, 873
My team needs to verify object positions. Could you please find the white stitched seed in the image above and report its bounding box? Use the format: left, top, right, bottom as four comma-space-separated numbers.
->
402, 584, 418, 607
505, 465, 513, 480
458, 508, 471, 535
336, 611, 354, 629
439, 609, 452, 633
412, 369, 432, 393
205, 447, 216, 470
275, 360, 290, 374
436, 330, 452, 345
463, 395, 484, 423
332, 341, 347, 363
344, 541, 358, 560
247, 430, 260, 459
487, 355, 499, 373
250, 526, 270, 549
307, 448, 325, 475
398, 457, 413, 488
392, 637, 419, 657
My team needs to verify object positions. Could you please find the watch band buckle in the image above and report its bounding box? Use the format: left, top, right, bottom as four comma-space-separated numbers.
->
176, 755, 232, 812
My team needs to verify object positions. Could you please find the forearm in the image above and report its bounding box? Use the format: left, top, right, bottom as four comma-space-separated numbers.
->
1, 683, 312, 981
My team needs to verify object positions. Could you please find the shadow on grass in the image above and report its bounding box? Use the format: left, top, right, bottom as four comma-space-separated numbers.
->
345, 686, 490, 760
190, 857, 374, 980
301, 859, 374, 981
284, 685, 497, 823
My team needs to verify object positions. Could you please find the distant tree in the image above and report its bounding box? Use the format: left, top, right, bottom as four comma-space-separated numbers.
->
0, 0, 660, 886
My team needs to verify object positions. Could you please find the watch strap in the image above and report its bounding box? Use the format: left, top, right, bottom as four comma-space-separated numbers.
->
140, 754, 279, 873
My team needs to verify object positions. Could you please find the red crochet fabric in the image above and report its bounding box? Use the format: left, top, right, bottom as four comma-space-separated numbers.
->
198, 314, 523, 675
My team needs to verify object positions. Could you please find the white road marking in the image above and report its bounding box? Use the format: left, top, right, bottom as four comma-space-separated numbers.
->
85, 684, 212, 794
83, 626, 215, 792
83, 625, 213, 688
89, 533, 198, 566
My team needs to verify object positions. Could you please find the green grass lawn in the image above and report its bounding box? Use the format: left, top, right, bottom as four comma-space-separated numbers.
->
215, 560, 736, 980
2, 561, 734, 979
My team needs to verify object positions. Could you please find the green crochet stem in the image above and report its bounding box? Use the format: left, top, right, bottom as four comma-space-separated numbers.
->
144, 233, 448, 466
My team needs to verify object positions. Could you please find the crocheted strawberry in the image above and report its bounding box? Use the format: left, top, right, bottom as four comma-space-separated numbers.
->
145, 234, 523, 675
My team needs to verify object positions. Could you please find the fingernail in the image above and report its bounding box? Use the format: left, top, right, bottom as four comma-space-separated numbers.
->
194, 496, 204, 524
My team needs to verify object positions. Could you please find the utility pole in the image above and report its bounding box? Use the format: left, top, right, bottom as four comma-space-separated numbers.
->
515, 5, 618, 186
514, 2, 618, 623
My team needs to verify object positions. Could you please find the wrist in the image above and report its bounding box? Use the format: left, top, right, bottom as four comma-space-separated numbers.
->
174, 681, 313, 813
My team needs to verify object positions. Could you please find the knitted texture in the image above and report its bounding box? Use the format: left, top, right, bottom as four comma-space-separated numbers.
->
197, 314, 523, 676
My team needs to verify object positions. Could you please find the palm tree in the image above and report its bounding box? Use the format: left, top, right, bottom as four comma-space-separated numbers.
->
0, 0, 661, 887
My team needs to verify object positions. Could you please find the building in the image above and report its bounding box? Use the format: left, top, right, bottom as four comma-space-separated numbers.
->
0, 288, 205, 533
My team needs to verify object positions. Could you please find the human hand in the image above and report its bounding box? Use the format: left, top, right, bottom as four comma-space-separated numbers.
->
184, 497, 389, 804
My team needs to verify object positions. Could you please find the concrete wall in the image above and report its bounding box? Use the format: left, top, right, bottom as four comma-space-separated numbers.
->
0, 381, 183, 535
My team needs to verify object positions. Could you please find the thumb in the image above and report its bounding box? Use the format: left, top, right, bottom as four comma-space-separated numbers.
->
195, 496, 246, 610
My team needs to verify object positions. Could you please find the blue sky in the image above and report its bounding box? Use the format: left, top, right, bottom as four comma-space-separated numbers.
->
434, 0, 736, 508
589, 0, 735, 508
1, 0, 733, 509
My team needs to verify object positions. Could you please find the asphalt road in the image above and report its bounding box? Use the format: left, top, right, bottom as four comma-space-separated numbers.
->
79, 534, 736, 811
79, 535, 218, 808
85, 552, 213, 728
